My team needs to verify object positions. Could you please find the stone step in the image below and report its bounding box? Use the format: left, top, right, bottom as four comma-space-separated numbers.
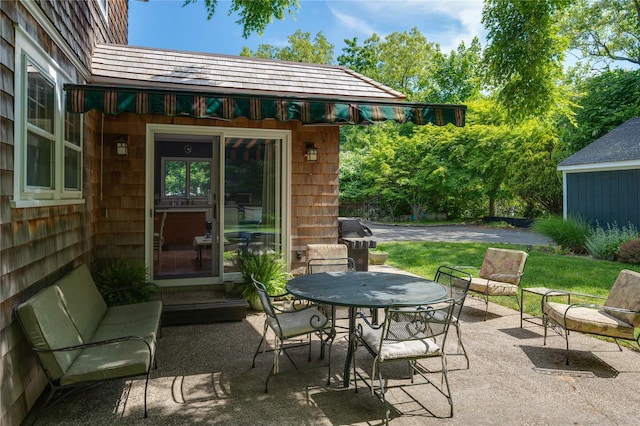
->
161, 287, 249, 326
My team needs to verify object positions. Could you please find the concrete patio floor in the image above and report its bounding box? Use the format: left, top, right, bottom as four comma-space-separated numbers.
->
25, 267, 640, 425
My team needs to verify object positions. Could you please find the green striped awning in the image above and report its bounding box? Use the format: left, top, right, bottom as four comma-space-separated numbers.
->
64, 85, 466, 127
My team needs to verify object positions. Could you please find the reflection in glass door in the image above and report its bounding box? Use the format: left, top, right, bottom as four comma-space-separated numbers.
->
223, 137, 282, 274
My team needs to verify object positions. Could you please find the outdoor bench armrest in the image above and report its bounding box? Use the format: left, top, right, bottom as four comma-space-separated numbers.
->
564, 303, 638, 315
32, 335, 152, 355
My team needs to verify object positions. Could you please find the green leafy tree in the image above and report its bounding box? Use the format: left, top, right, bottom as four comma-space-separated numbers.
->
419, 37, 484, 103
558, 69, 640, 155
184, 0, 299, 38
564, 0, 640, 66
338, 28, 437, 99
241, 30, 334, 64
506, 119, 563, 216
482, 0, 572, 121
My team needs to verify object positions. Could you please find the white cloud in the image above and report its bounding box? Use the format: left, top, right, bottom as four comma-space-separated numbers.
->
327, 6, 379, 37
326, 0, 486, 52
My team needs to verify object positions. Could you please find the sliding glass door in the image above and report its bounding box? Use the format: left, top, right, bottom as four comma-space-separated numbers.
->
147, 125, 289, 285
223, 136, 283, 274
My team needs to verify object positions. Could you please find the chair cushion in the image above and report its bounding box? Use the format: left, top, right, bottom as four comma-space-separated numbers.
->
544, 301, 635, 340
266, 307, 328, 339
56, 264, 108, 342
60, 339, 153, 386
307, 244, 348, 262
604, 269, 640, 328
479, 248, 528, 285
92, 301, 163, 342
16, 286, 84, 380
469, 277, 519, 296
361, 324, 440, 362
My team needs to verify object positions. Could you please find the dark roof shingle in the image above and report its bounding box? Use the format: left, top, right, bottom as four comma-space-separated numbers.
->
559, 117, 640, 167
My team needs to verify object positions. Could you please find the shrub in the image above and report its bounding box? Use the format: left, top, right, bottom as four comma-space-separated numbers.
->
586, 222, 640, 261
237, 251, 290, 301
95, 258, 155, 306
532, 216, 590, 254
618, 238, 640, 264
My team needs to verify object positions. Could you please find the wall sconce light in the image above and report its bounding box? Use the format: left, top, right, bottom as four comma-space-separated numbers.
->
305, 143, 318, 162
115, 136, 129, 157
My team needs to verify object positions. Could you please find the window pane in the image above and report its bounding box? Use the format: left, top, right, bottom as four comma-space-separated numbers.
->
164, 160, 186, 196
189, 161, 211, 197
26, 131, 54, 188
27, 62, 55, 134
65, 111, 82, 146
64, 147, 81, 190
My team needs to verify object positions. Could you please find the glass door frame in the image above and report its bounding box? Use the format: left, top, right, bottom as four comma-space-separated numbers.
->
145, 123, 291, 287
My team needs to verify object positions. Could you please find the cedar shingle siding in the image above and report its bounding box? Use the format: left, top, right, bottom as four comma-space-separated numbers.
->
1, 1, 127, 424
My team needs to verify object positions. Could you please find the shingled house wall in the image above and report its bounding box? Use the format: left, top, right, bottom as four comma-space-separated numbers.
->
0, 2, 128, 424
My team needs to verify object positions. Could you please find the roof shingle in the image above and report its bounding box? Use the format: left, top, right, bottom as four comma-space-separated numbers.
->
91, 44, 406, 101
559, 117, 640, 167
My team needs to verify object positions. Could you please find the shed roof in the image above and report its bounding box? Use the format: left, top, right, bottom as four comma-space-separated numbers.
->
91, 44, 405, 101
558, 117, 640, 170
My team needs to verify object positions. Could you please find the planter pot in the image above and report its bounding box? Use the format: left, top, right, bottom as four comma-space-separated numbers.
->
224, 282, 234, 294
368, 251, 388, 265
248, 294, 264, 311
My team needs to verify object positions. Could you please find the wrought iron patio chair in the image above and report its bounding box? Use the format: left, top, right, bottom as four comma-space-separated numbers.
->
352, 300, 456, 422
434, 266, 472, 369
250, 275, 335, 391
459, 247, 528, 320
543, 269, 640, 365
307, 254, 357, 332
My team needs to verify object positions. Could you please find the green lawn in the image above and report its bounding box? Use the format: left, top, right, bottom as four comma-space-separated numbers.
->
378, 241, 640, 318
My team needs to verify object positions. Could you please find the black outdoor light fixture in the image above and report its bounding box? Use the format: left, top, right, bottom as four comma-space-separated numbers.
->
305, 143, 318, 162
115, 136, 129, 157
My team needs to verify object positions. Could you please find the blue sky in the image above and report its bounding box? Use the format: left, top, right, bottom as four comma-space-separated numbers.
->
128, 0, 486, 59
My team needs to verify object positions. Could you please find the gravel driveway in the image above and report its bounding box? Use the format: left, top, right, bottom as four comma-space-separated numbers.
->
365, 222, 554, 246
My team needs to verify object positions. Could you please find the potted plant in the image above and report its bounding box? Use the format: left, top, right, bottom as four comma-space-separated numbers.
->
368, 249, 389, 265
95, 258, 157, 306
237, 251, 291, 311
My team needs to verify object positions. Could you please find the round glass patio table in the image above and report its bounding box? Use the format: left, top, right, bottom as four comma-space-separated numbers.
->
286, 271, 448, 388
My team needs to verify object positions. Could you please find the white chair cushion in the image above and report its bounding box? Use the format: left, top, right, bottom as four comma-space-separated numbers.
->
267, 307, 328, 339
361, 324, 440, 362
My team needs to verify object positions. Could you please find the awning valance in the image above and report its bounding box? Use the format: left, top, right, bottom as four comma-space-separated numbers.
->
64, 85, 465, 127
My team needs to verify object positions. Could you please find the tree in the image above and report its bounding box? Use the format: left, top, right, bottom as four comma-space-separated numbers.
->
558, 69, 640, 155
565, 0, 640, 66
184, 0, 299, 38
338, 28, 437, 99
241, 30, 334, 64
482, 0, 572, 121
419, 37, 484, 103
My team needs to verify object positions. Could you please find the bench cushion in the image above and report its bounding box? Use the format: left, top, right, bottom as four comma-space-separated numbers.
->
56, 264, 108, 342
16, 286, 83, 380
60, 339, 153, 386
93, 301, 163, 342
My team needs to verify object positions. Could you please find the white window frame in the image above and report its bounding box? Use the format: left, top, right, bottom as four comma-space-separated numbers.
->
13, 27, 84, 208
97, 0, 109, 21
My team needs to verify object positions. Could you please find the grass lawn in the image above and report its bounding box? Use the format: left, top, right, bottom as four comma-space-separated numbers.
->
377, 241, 640, 318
